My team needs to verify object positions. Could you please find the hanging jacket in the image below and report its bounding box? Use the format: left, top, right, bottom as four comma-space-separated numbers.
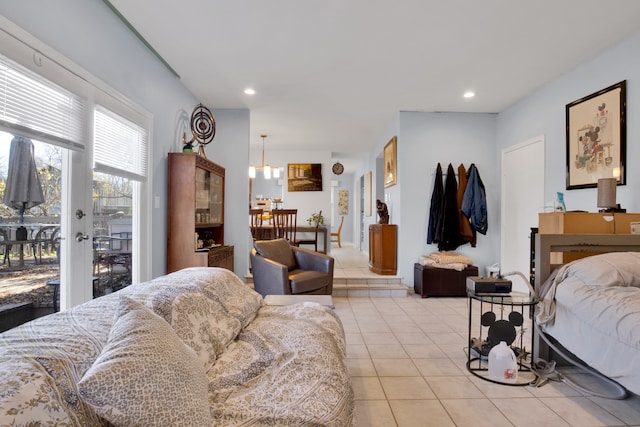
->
438, 163, 464, 251
461, 163, 488, 235
427, 163, 444, 244
457, 163, 476, 247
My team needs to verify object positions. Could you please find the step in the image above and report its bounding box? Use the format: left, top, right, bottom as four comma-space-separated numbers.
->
332, 282, 408, 298
244, 274, 409, 298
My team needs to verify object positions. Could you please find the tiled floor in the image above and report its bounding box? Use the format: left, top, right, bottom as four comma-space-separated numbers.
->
330, 245, 640, 427
331, 244, 406, 297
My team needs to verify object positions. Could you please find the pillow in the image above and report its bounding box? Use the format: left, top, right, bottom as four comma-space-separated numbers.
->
77, 296, 211, 426
255, 238, 297, 270
562, 252, 640, 288
192, 268, 264, 329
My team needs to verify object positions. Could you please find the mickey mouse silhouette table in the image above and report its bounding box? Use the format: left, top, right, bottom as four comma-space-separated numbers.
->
466, 291, 539, 385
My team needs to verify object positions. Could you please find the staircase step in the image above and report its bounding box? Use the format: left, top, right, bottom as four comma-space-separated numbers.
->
332, 282, 408, 298
245, 274, 408, 298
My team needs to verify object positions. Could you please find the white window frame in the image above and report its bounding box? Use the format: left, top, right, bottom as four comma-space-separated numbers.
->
0, 16, 153, 303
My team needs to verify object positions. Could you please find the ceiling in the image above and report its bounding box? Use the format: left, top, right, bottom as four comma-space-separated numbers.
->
109, 0, 640, 172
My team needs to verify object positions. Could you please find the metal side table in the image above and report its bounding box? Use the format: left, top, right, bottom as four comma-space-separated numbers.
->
467, 291, 538, 386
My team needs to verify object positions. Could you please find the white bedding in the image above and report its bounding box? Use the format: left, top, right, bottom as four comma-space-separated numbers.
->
536, 252, 640, 395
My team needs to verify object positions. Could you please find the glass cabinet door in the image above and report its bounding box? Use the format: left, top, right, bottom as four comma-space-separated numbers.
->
195, 167, 224, 224
209, 173, 223, 224
195, 167, 210, 224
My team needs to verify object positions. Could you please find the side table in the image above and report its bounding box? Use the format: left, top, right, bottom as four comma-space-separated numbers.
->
467, 291, 538, 385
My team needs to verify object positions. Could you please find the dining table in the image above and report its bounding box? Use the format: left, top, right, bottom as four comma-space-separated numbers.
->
252, 224, 329, 253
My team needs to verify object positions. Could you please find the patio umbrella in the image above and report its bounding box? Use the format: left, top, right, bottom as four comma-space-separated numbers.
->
3, 136, 45, 228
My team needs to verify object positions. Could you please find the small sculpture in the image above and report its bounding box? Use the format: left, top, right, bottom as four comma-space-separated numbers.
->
376, 199, 389, 224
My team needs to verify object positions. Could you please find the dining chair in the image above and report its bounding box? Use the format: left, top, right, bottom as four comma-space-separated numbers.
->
272, 209, 298, 245
297, 210, 322, 252
331, 215, 344, 248
249, 208, 264, 240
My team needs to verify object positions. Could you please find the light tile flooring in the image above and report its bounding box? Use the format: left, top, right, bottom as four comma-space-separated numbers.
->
330, 245, 640, 427
332, 244, 376, 277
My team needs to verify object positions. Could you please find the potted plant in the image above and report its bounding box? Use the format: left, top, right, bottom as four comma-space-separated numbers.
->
306, 212, 325, 226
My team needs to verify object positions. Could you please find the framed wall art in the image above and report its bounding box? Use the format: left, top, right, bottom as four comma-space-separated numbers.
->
338, 189, 349, 215
287, 163, 322, 192
566, 80, 626, 190
384, 136, 397, 188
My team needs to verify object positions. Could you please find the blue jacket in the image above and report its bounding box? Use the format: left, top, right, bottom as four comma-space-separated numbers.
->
461, 164, 487, 235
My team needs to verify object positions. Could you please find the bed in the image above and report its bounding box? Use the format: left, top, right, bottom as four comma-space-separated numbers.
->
534, 233, 640, 396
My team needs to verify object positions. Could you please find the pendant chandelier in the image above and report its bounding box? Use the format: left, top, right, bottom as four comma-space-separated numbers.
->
249, 134, 280, 179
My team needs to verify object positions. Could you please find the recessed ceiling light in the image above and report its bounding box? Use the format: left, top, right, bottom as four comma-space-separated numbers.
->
463, 91, 475, 99
244, 88, 256, 95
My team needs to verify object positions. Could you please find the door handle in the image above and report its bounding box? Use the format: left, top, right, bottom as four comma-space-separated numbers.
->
75, 232, 90, 242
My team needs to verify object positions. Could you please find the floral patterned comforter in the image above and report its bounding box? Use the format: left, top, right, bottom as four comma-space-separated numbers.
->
0, 267, 354, 426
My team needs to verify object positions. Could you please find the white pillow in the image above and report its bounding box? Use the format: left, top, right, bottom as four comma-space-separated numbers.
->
77, 296, 211, 426
563, 252, 640, 288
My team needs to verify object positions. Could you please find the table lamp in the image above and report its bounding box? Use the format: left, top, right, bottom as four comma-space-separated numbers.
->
597, 178, 623, 212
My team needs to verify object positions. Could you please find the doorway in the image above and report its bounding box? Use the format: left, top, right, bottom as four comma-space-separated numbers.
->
359, 175, 365, 251
501, 135, 544, 293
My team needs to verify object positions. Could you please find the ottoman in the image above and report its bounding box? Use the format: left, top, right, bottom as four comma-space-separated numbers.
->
414, 264, 479, 297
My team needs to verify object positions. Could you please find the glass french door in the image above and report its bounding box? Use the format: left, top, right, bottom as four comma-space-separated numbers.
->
92, 171, 134, 297
0, 133, 93, 314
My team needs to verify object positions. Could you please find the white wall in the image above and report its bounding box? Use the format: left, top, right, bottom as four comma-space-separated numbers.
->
396, 112, 499, 285
204, 109, 251, 279
257, 149, 332, 232
497, 32, 640, 215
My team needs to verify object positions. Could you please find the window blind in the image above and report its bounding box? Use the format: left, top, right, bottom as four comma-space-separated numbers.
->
0, 53, 86, 151
94, 105, 148, 181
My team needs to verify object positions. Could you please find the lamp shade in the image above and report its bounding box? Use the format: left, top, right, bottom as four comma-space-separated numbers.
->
597, 178, 617, 209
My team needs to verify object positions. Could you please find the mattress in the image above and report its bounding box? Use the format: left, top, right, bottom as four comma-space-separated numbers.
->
538, 252, 640, 395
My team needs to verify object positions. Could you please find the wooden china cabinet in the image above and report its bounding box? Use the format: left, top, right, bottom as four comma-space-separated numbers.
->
167, 153, 234, 273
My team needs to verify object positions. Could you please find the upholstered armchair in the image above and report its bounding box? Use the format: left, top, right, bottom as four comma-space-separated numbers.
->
250, 238, 334, 297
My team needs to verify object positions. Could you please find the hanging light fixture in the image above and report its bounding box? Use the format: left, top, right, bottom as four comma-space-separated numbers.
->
249, 134, 280, 179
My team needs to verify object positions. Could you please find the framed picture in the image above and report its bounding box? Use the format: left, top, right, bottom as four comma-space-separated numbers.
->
338, 189, 348, 215
384, 136, 397, 187
287, 163, 322, 191
566, 81, 626, 190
